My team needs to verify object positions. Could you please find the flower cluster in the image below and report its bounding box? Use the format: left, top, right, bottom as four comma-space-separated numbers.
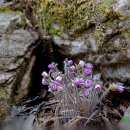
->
40, 59, 125, 128
41, 59, 125, 98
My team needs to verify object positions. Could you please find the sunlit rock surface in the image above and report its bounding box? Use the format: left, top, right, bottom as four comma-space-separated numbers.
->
0, 14, 38, 122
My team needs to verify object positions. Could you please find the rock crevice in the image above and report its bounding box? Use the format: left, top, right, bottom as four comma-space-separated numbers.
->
0, 13, 39, 122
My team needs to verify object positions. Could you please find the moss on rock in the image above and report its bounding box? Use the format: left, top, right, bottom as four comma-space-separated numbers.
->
35, 0, 115, 37
123, 29, 130, 38
0, 2, 21, 14
0, 87, 11, 123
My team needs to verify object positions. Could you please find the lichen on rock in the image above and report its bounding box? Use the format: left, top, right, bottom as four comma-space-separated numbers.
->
38, 0, 113, 36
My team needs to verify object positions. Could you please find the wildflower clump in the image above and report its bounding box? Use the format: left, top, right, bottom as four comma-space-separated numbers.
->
41, 59, 125, 127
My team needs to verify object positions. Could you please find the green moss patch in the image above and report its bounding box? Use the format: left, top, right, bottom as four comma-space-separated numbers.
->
36, 0, 114, 37
0, 3, 21, 14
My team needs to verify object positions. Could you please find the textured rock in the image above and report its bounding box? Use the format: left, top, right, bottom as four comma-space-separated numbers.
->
113, 0, 130, 17
51, 0, 130, 83
0, 13, 38, 122
52, 36, 87, 56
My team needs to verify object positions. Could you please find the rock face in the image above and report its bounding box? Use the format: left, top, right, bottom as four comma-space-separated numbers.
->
0, 13, 38, 122
49, 0, 130, 83
0, 0, 5, 4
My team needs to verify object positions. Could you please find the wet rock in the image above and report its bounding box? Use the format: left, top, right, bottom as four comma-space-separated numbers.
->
51, 0, 130, 83
0, 13, 38, 123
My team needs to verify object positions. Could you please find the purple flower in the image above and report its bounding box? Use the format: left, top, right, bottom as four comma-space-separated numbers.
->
84, 89, 89, 97
41, 71, 48, 77
68, 60, 73, 65
50, 84, 57, 91
70, 65, 76, 71
74, 78, 83, 86
79, 60, 85, 67
68, 71, 75, 76
85, 79, 92, 88
85, 69, 92, 75
85, 63, 93, 69
117, 86, 125, 93
95, 84, 101, 92
42, 79, 48, 85
48, 63, 55, 69
56, 76, 63, 83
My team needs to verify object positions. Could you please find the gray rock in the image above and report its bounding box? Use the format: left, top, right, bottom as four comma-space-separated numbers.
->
0, 14, 20, 36
52, 35, 87, 56
52, 0, 130, 83
113, 0, 130, 17
101, 64, 130, 83
0, 13, 38, 123
0, 0, 5, 4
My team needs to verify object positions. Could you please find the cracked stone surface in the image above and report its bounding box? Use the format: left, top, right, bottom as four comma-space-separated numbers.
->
0, 13, 38, 123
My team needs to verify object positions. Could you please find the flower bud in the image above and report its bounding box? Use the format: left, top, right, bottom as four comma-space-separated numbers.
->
42, 79, 48, 85
41, 71, 48, 77
50, 84, 57, 91
48, 63, 55, 69
117, 86, 125, 93
85, 79, 92, 88
58, 87, 64, 91
68, 60, 73, 65
85, 63, 93, 69
56, 76, 63, 83
70, 65, 76, 71
74, 78, 83, 86
79, 60, 85, 67
84, 89, 89, 97
85, 69, 92, 75
95, 84, 101, 92
68, 71, 75, 76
